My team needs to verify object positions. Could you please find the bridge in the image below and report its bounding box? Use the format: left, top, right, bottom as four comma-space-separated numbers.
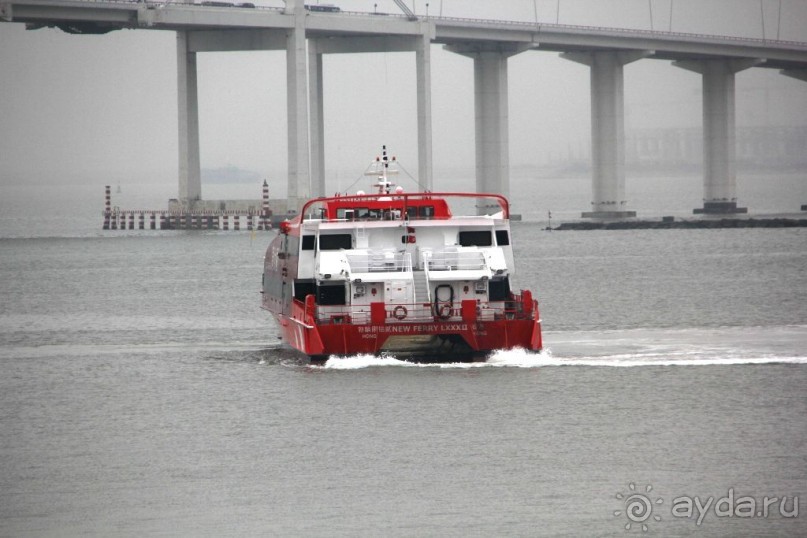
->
2, 0, 807, 217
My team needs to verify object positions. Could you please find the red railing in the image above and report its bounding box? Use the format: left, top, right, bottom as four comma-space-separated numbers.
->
293, 293, 537, 327
297, 192, 511, 224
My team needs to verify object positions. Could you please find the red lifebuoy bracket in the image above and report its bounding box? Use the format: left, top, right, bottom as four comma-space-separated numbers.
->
392, 305, 408, 320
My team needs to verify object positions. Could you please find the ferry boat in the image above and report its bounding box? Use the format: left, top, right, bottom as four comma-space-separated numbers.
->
261, 147, 542, 362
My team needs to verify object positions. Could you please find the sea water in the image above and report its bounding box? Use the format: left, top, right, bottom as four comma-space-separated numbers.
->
1, 177, 806, 536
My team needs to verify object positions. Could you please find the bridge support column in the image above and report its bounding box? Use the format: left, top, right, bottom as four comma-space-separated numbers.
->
675, 58, 761, 214
473, 51, 509, 207
309, 39, 325, 197
781, 69, 807, 212
415, 31, 433, 190
307, 30, 434, 193
563, 50, 650, 219
446, 44, 527, 214
177, 31, 201, 208
286, 0, 311, 209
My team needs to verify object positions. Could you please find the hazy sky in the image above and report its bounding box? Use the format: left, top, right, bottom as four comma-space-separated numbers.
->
1, 0, 806, 190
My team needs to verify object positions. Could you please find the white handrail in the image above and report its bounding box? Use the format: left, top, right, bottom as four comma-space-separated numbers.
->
427, 249, 487, 271
345, 250, 411, 273
422, 250, 432, 305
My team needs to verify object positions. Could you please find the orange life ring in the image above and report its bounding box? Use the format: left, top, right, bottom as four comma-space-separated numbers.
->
393, 305, 408, 320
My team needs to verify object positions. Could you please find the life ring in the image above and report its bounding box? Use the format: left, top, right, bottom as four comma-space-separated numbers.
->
437, 303, 452, 320
392, 305, 408, 320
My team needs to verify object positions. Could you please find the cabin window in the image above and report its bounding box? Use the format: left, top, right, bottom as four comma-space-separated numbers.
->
458, 230, 492, 247
489, 276, 510, 301
301, 235, 315, 250
419, 206, 434, 218
495, 230, 510, 246
356, 208, 370, 219
319, 234, 352, 250
294, 279, 316, 301
318, 283, 346, 305
337, 208, 358, 220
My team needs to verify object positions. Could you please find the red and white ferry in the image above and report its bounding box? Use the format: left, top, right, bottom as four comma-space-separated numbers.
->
261, 147, 542, 362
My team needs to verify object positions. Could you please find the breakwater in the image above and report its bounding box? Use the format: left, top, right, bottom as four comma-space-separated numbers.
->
555, 217, 807, 231
102, 181, 280, 231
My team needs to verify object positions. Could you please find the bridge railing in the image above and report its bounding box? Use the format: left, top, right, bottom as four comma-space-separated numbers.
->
20, 0, 807, 48
431, 16, 807, 48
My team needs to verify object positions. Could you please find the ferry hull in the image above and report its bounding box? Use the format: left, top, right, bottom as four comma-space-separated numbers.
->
272, 310, 541, 362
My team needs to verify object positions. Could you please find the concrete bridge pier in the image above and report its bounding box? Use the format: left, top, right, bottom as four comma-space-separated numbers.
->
177, 28, 288, 214
415, 31, 434, 192
472, 50, 509, 205
309, 28, 435, 195
176, 27, 301, 210
781, 68, 807, 213
446, 44, 526, 214
563, 50, 650, 219
286, 0, 311, 209
309, 39, 325, 198
177, 31, 202, 208
675, 58, 762, 214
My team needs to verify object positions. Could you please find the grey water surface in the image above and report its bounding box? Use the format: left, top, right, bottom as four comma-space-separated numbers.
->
1, 180, 806, 536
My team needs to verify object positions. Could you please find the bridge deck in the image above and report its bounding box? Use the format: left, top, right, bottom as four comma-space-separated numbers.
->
2, 0, 806, 68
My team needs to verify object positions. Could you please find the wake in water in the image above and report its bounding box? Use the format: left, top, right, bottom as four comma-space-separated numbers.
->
315, 349, 807, 370
314, 326, 807, 369
317, 349, 551, 370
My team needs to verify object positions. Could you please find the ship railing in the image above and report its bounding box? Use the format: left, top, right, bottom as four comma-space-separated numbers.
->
314, 305, 373, 325
309, 294, 538, 326
425, 249, 486, 271
313, 302, 433, 325
345, 251, 412, 273
421, 252, 433, 304
299, 192, 511, 222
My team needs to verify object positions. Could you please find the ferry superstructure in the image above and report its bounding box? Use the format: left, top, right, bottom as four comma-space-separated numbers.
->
261, 148, 542, 361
